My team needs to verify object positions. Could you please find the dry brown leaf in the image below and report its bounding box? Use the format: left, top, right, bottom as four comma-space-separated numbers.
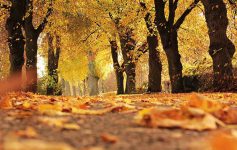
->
213, 107, 237, 124
100, 133, 119, 143
135, 107, 224, 131
187, 94, 224, 113
38, 117, 80, 130
72, 104, 135, 115
15, 127, 38, 138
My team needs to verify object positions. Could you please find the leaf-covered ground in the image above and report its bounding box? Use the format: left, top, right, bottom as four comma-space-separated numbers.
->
1, 92, 237, 150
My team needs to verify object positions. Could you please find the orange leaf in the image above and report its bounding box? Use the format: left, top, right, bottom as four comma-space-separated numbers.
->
101, 133, 118, 143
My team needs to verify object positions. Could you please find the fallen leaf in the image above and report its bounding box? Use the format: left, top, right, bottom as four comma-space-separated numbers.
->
22, 101, 31, 109
15, 127, 38, 138
72, 104, 135, 115
63, 123, 80, 130
135, 107, 224, 131
38, 104, 62, 112
213, 107, 237, 124
187, 94, 224, 113
101, 133, 119, 143
38, 117, 80, 130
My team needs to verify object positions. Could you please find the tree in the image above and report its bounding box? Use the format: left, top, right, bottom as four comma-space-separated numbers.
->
46, 33, 61, 95
109, 38, 124, 94
140, 2, 162, 93
88, 51, 99, 96
201, 0, 236, 91
154, 0, 199, 93
2, 1, 26, 85
24, 0, 53, 92
80, 0, 148, 94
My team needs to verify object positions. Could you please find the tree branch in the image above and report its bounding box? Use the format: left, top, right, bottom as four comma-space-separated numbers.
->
140, 2, 155, 34
174, 0, 200, 30
25, 0, 34, 24
168, 0, 178, 26
37, 0, 53, 33
154, 0, 167, 31
134, 42, 148, 62
55, 35, 61, 68
82, 28, 100, 42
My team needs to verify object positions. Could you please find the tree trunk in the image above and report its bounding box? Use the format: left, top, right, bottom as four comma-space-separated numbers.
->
88, 76, 99, 96
144, 11, 162, 93
153, 0, 198, 93
25, 31, 39, 93
147, 35, 162, 92
46, 33, 60, 95
65, 81, 71, 96
61, 78, 66, 96
160, 31, 184, 93
23, 0, 52, 93
6, 0, 26, 85
110, 40, 124, 94
201, 0, 236, 91
119, 28, 136, 94
88, 51, 99, 96
72, 86, 76, 97
83, 79, 86, 96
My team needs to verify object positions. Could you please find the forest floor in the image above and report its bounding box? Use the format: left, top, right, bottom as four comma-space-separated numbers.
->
1, 92, 237, 150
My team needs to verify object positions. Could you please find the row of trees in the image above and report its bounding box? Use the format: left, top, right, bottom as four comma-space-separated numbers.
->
1, 0, 52, 93
0, 0, 236, 95
108, 0, 237, 94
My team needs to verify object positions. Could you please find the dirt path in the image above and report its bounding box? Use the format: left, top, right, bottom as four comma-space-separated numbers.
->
0, 109, 211, 150
0, 93, 237, 150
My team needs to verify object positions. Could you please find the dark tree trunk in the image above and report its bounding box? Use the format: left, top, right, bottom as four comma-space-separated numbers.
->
5, 0, 26, 85
153, 0, 198, 93
201, 0, 236, 91
24, 0, 52, 93
110, 40, 124, 94
143, 9, 162, 93
159, 31, 184, 93
119, 28, 136, 94
46, 33, 61, 95
25, 30, 39, 93
147, 35, 162, 92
